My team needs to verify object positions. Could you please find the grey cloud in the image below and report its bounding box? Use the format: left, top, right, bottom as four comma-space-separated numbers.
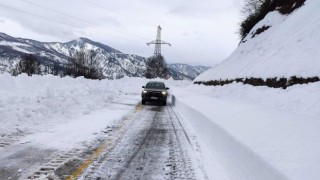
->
182, 32, 189, 36
99, 16, 122, 28
168, 6, 194, 16
0, 0, 245, 66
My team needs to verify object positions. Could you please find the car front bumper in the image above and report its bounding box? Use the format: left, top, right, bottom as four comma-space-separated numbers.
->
142, 91, 167, 102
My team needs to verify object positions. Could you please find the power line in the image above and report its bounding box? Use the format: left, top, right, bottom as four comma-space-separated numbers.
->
0, 3, 149, 45
13, 0, 151, 41
0, 2, 190, 62
18, 0, 94, 26
0, 3, 78, 29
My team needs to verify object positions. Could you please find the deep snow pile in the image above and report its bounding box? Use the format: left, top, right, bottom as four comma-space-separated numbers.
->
0, 73, 118, 136
188, 82, 320, 117
1, 73, 319, 179
173, 82, 320, 180
196, 0, 320, 81
0, 73, 190, 137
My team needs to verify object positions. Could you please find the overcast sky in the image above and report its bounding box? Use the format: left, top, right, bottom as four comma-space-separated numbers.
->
0, 0, 245, 66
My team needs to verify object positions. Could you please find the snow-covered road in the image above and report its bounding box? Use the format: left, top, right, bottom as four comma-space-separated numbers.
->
0, 101, 206, 180
0, 99, 141, 180
75, 103, 206, 180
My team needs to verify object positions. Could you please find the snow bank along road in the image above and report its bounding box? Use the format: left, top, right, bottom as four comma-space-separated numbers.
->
173, 83, 320, 180
1, 74, 319, 179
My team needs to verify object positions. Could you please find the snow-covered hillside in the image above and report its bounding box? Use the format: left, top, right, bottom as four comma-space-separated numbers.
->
168, 63, 210, 80
196, 0, 320, 82
0, 33, 208, 80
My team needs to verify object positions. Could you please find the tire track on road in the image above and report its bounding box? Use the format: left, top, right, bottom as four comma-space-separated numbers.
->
90, 104, 201, 179
65, 103, 205, 180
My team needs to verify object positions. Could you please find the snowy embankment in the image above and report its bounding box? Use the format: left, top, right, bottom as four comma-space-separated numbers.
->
0, 74, 134, 150
0, 73, 120, 135
0, 73, 190, 150
0, 74, 139, 150
196, 0, 320, 82
173, 83, 320, 180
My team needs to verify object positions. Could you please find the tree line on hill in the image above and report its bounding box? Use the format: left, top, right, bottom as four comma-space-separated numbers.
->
11, 49, 104, 80
11, 50, 170, 80
240, 0, 306, 39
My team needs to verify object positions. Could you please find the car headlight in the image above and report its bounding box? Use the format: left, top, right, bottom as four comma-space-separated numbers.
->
161, 91, 167, 95
143, 90, 148, 94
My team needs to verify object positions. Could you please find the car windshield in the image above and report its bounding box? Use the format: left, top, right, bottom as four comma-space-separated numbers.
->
146, 82, 165, 89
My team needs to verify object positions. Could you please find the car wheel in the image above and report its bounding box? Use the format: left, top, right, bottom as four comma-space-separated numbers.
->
162, 101, 167, 106
142, 100, 146, 105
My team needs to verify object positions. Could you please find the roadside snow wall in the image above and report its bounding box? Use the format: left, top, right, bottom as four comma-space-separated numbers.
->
174, 100, 287, 180
0, 73, 190, 136
0, 73, 122, 136
173, 82, 320, 180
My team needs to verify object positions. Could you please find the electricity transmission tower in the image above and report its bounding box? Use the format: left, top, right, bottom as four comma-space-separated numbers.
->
147, 25, 171, 57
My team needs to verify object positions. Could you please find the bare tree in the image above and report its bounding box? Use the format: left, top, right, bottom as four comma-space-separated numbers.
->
240, 0, 274, 39
241, 0, 265, 17
12, 54, 41, 76
145, 55, 169, 79
64, 49, 103, 79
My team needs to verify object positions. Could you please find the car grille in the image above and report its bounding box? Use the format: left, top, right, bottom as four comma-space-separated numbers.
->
148, 92, 161, 97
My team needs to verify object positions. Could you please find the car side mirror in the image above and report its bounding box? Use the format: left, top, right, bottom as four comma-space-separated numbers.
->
166, 87, 169, 90
142, 86, 145, 88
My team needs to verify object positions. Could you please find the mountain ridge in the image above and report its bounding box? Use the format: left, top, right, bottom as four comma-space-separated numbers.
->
0, 32, 209, 80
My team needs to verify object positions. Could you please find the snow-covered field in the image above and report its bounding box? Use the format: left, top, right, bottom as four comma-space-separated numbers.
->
1, 74, 319, 179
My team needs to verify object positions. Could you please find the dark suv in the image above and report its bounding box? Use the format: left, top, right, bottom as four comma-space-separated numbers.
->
141, 81, 169, 106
